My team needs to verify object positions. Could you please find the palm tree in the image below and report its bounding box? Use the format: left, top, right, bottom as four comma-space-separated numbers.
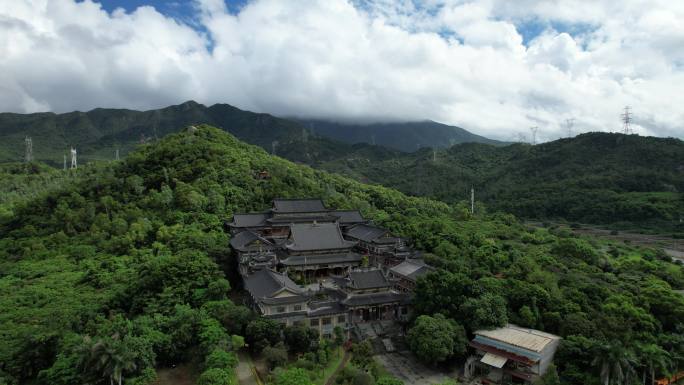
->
637, 344, 671, 385
77, 334, 137, 385
592, 342, 637, 385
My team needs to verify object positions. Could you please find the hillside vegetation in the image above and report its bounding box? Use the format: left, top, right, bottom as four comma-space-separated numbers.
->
1, 126, 683, 385
321, 132, 684, 233
3, 103, 681, 232
296, 119, 504, 151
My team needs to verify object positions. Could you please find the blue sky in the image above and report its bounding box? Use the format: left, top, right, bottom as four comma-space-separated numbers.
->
96, 0, 248, 16
95, 0, 565, 46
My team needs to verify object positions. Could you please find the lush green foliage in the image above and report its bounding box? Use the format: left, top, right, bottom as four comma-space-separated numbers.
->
296, 119, 503, 152
320, 133, 684, 233
5, 102, 680, 233
273, 367, 313, 385
1, 125, 683, 385
406, 314, 467, 363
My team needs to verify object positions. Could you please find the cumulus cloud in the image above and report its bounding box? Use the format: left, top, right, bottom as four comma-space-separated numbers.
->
0, 0, 683, 141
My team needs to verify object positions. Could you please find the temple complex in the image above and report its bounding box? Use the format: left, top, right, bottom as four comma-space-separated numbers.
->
228, 198, 427, 336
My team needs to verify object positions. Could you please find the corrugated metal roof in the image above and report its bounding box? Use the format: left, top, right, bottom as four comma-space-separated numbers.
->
475, 325, 560, 353
481, 352, 508, 368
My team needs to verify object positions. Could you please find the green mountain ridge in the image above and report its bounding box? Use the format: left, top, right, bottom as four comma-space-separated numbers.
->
0, 101, 499, 165
1, 125, 683, 385
294, 119, 505, 151
319, 132, 684, 232
2, 102, 682, 232
0, 101, 314, 165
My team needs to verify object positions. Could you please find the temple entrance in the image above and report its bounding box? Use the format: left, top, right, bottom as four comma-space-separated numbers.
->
353, 305, 400, 323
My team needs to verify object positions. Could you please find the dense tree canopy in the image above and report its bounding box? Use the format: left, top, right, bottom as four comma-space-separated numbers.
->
407, 314, 467, 364
1, 125, 683, 385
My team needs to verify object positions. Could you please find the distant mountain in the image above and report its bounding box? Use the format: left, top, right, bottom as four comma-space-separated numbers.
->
2, 102, 682, 232
0, 101, 382, 166
319, 132, 684, 232
296, 119, 504, 151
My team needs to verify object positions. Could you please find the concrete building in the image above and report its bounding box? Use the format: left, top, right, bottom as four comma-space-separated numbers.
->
465, 324, 561, 384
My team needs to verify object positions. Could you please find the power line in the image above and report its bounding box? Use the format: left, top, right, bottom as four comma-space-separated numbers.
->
621, 106, 633, 134
471, 187, 475, 215
529, 126, 539, 145
70, 148, 77, 169
565, 118, 575, 138
24, 137, 33, 163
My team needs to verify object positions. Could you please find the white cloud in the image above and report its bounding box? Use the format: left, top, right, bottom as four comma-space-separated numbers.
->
0, 0, 682, 141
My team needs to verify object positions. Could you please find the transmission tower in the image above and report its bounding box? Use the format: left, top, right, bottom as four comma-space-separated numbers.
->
271, 140, 279, 156
24, 136, 33, 163
565, 118, 575, 138
529, 126, 539, 145
70, 148, 77, 169
470, 187, 475, 215
621, 106, 633, 134
115, 148, 120, 161
63, 154, 67, 171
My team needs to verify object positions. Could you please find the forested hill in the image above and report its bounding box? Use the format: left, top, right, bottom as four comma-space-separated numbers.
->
295, 119, 504, 151
320, 132, 684, 232
1, 125, 684, 385
0, 101, 499, 165
0, 100, 371, 165
2, 101, 683, 232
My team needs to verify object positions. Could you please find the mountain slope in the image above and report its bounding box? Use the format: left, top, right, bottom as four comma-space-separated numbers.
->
0, 103, 504, 165
1, 125, 683, 385
0, 101, 354, 165
297, 119, 505, 151
320, 132, 684, 232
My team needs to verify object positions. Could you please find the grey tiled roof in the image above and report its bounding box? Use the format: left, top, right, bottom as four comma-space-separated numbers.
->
280, 252, 363, 266
243, 269, 304, 299
349, 269, 390, 290
308, 300, 346, 316
389, 259, 434, 282
332, 210, 366, 224
342, 292, 409, 306
286, 222, 356, 251
273, 198, 327, 213
230, 230, 274, 251
268, 214, 338, 224
345, 224, 389, 242
230, 212, 269, 227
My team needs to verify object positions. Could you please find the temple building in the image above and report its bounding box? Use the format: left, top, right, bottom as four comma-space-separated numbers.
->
388, 259, 434, 292
464, 325, 561, 384
338, 269, 410, 323
280, 222, 361, 278
229, 198, 421, 336
344, 224, 413, 265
